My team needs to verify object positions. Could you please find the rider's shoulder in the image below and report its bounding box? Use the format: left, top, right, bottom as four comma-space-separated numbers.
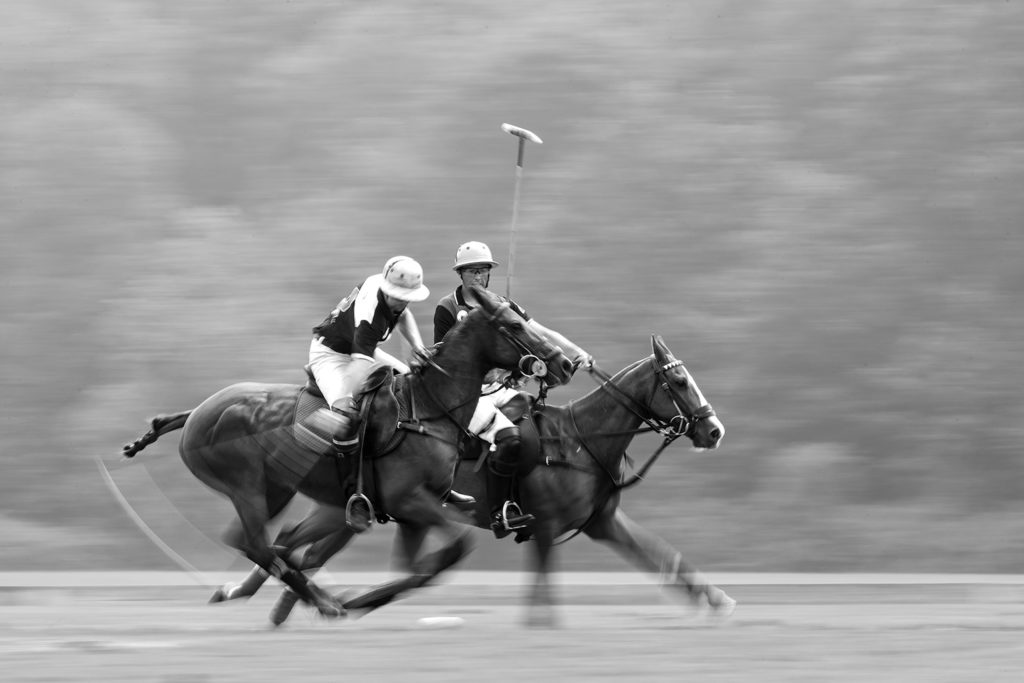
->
436, 289, 459, 311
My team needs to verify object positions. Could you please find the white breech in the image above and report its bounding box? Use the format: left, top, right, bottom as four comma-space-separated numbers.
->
308, 338, 375, 410
469, 384, 519, 444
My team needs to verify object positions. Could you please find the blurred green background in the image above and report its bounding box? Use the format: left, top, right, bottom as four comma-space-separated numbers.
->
3, 1, 1023, 573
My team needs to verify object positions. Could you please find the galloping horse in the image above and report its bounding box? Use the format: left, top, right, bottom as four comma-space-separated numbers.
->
218, 335, 733, 627
120, 286, 574, 619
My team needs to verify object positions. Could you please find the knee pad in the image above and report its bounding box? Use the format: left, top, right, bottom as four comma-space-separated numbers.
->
489, 426, 521, 477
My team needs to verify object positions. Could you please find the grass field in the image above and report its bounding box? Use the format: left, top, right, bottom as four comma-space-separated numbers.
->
5, 574, 1024, 682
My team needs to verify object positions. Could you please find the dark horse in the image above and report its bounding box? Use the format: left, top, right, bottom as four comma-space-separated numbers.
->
120, 286, 574, 619
218, 335, 733, 627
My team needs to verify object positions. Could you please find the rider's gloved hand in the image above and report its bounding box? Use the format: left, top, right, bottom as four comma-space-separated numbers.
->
409, 346, 433, 371
574, 352, 594, 372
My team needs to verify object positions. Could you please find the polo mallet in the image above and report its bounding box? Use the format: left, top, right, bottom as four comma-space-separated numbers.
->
500, 123, 543, 298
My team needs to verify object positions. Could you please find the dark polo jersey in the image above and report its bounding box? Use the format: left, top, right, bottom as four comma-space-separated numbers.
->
313, 274, 400, 358
433, 286, 529, 344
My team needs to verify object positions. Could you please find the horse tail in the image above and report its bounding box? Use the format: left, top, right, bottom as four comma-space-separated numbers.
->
122, 410, 192, 458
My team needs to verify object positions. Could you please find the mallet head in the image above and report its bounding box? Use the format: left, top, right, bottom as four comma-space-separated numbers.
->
501, 123, 543, 145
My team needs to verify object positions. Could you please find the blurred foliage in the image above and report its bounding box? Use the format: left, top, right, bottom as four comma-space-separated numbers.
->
2, 0, 1023, 571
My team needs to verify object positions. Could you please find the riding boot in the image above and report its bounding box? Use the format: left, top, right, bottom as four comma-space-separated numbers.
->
330, 396, 361, 457
486, 426, 534, 538
443, 490, 476, 506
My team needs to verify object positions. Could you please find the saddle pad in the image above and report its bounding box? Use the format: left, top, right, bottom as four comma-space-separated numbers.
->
263, 388, 330, 490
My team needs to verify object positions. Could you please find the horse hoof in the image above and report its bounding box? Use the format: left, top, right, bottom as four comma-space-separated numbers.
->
312, 592, 348, 621
524, 607, 559, 629
209, 585, 233, 603
708, 590, 737, 617
269, 590, 301, 626
317, 603, 348, 620
209, 583, 245, 604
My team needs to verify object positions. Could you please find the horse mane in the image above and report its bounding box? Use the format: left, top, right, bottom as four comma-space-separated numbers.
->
429, 306, 488, 363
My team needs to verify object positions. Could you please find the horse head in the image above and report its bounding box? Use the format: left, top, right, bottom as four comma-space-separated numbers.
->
463, 285, 575, 387
645, 335, 725, 450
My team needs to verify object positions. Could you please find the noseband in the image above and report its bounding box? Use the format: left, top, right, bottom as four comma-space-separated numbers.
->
485, 303, 559, 380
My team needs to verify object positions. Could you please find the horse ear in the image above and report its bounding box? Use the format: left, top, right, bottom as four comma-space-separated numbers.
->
468, 284, 497, 311
651, 335, 673, 363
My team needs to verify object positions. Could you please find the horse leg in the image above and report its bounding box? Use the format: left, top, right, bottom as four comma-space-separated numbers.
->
210, 502, 349, 604
391, 523, 429, 573
523, 529, 561, 629
269, 508, 357, 626
342, 490, 473, 614
209, 518, 268, 603
226, 494, 345, 620
584, 507, 736, 615
342, 528, 471, 612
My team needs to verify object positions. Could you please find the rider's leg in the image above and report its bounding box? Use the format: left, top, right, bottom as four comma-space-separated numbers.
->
442, 385, 517, 506
485, 425, 534, 537
308, 340, 374, 454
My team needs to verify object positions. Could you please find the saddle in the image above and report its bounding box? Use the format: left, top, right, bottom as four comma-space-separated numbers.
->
298, 364, 402, 531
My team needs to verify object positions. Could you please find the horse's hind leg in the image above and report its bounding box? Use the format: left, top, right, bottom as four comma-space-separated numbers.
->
584, 507, 736, 615
210, 503, 349, 604
209, 518, 266, 603
268, 508, 357, 626
226, 492, 345, 620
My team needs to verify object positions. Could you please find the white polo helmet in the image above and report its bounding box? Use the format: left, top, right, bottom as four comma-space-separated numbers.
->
452, 241, 499, 271
380, 255, 430, 302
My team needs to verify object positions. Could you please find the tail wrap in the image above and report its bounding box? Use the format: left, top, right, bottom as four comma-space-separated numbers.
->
122, 411, 192, 458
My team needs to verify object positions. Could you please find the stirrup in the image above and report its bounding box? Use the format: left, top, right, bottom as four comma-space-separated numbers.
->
346, 493, 373, 533
493, 501, 534, 532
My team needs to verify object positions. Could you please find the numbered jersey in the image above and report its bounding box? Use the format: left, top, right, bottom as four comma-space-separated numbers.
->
313, 274, 400, 358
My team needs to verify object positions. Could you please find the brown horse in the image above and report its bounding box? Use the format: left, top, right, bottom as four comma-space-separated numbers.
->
120, 286, 574, 619
218, 335, 733, 627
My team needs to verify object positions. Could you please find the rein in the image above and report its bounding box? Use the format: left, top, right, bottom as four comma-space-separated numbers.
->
545, 358, 716, 546
566, 359, 711, 490
399, 364, 478, 445
392, 304, 562, 447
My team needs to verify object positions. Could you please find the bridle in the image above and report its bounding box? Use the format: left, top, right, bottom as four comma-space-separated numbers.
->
540, 356, 718, 545
566, 356, 717, 490
484, 302, 560, 381
400, 302, 561, 442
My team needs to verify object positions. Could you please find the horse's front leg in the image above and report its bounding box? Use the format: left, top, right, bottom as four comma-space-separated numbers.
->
584, 507, 736, 615
341, 488, 473, 614
525, 526, 559, 629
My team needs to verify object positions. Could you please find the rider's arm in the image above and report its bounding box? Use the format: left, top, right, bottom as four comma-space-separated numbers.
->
528, 319, 591, 364
374, 347, 411, 374
396, 308, 426, 355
